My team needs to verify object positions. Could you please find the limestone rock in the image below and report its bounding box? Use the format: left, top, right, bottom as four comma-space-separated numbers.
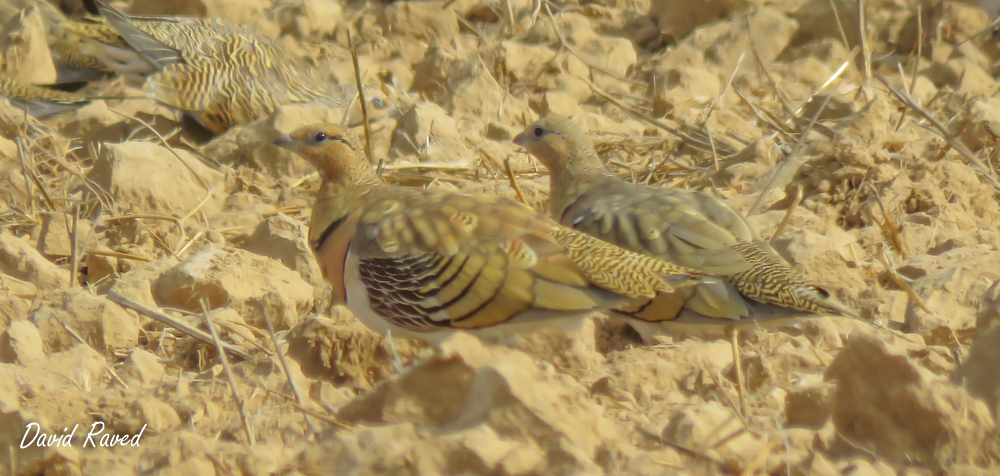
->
132, 395, 181, 432
338, 333, 622, 474
31, 289, 140, 355
0, 5, 57, 84
153, 246, 314, 328
0, 232, 70, 291
826, 334, 994, 466
0, 320, 45, 363
88, 141, 225, 217
128, 348, 165, 387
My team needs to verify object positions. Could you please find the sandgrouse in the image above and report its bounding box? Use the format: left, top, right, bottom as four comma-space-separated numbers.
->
0, 77, 89, 118
514, 116, 862, 341
74, 0, 393, 134
274, 123, 707, 344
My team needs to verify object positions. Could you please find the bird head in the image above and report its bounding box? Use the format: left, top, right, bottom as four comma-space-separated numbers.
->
274, 123, 367, 182
513, 116, 598, 172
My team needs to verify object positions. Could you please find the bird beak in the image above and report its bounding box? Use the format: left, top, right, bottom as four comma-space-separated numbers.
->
273, 134, 296, 149
512, 132, 528, 147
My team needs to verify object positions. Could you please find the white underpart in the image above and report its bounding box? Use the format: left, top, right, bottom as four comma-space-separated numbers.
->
343, 249, 394, 336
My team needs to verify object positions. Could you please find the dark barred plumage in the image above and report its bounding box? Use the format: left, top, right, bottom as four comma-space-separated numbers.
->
274, 123, 706, 344
72, 0, 391, 133
0, 77, 89, 118
514, 116, 864, 340
728, 240, 838, 314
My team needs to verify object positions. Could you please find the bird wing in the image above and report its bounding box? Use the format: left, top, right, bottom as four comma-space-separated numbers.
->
0, 78, 89, 119
564, 178, 762, 275
315, 187, 697, 332
563, 177, 856, 318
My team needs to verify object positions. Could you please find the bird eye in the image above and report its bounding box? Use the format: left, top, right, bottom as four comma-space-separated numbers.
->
531, 126, 546, 138
312, 131, 328, 143
372, 97, 386, 109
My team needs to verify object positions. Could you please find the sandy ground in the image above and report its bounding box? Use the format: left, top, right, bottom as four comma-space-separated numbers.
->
1, 0, 1000, 474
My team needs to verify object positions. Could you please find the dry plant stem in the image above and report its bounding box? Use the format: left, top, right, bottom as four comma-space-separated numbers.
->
544, 3, 644, 86
877, 76, 1000, 191
739, 437, 780, 476
875, 245, 934, 314
200, 299, 255, 445
69, 204, 80, 288
747, 94, 832, 216
265, 389, 351, 430
827, 0, 851, 50
794, 50, 858, 117
770, 184, 803, 243
584, 77, 734, 155
869, 184, 908, 256
503, 157, 528, 205
108, 292, 252, 360
262, 305, 304, 406
56, 317, 129, 389
104, 214, 187, 248
347, 28, 375, 166
106, 107, 214, 194
84, 248, 152, 262
729, 327, 747, 419
704, 53, 745, 171
857, 0, 872, 100
895, 4, 922, 133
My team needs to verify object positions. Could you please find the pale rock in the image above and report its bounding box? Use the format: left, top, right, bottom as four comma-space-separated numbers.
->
285, 312, 422, 388
379, 1, 458, 42
154, 246, 313, 328
0, 320, 45, 363
21, 343, 106, 395
202, 103, 382, 176
129, 348, 165, 386
0, 296, 28, 327
88, 141, 224, 217
540, 91, 582, 117
0, 272, 36, 299
554, 74, 592, 102
129, 0, 278, 35
133, 395, 181, 431
501, 41, 556, 81
785, 381, 834, 428
895, 245, 1000, 335
706, 7, 798, 73
338, 333, 619, 474
52, 100, 123, 140
31, 289, 140, 355
662, 401, 763, 462
647, 0, 759, 41
37, 212, 92, 257
0, 5, 56, 84
826, 334, 994, 466
953, 278, 1000, 416
390, 102, 474, 163
244, 214, 325, 291
270, 0, 343, 38
791, 0, 861, 47
956, 61, 998, 98
107, 258, 179, 310
207, 308, 260, 347
0, 232, 70, 291
0, 363, 18, 412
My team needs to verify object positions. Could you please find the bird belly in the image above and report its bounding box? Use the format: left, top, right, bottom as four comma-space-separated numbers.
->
343, 249, 395, 336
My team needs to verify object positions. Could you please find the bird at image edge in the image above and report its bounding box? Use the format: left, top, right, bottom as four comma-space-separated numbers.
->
74, 0, 394, 134
274, 122, 710, 345
513, 116, 864, 342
